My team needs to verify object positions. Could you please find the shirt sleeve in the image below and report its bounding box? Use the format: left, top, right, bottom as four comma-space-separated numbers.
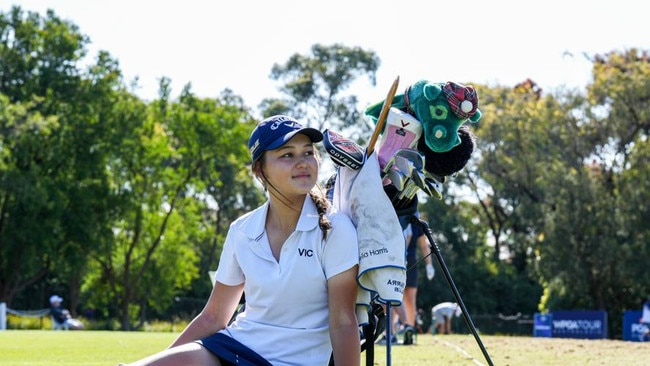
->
215, 223, 245, 286
321, 213, 359, 280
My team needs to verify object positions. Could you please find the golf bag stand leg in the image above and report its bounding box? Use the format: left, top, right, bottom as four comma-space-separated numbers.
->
385, 302, 393, 366
411, 216, 494, 366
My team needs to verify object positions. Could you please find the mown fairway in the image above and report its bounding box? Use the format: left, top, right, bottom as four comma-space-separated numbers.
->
1, 330, 649, 365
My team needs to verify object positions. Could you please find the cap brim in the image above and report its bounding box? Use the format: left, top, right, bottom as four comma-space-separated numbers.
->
266, 127, 323, 151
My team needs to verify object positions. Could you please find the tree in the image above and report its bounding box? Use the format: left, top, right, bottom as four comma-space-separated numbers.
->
466, 49, 650, 337
0, 7, 119, 314
0, 94, 63, 306
535, 50, 650, 326
261, 43, 381, 143
81, 80, 260, 330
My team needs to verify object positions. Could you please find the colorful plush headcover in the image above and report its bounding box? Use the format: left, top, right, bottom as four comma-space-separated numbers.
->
365, 80, 481, 153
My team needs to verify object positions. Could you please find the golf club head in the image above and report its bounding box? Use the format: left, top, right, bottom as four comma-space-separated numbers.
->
423, 172, 444, 200
323, 129, 365, 170
394, 149, 425, 171
386, 169, 408, 191
394, 155, 415, 174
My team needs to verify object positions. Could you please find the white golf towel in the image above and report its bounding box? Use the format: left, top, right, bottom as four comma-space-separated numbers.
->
332, 152, 406, 323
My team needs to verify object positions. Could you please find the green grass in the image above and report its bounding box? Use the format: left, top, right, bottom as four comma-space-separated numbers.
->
0, 330, 177, 366
1, 330, 649, 365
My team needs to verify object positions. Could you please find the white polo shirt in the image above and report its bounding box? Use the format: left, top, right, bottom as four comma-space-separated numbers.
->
432, 302, 461, 322
216, 197, 358, 366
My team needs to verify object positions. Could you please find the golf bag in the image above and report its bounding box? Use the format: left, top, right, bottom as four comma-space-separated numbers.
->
323, 79, 494, 366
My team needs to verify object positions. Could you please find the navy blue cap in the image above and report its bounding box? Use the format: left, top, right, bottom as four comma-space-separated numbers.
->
248, 115, 323, 161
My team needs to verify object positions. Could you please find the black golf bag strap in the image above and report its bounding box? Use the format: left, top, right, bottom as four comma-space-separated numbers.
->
363, 302, 386, 366
363, 322, 375, 366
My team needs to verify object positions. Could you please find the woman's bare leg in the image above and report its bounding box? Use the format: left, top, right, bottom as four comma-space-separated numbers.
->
118, 342, 221, 366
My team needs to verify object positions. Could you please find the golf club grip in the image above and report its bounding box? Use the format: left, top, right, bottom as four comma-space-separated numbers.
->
366, 76, 400, 158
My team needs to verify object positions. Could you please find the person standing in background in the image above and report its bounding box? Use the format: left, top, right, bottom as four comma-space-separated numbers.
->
399, 219, 434, 344
378, 225, 413, 346
641, 294, 650, 339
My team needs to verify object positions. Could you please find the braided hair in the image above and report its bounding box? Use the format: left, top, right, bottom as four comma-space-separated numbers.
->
309, 187, 332, 240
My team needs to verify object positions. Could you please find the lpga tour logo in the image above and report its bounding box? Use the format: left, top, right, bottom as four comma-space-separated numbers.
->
553, 319, 603, 335
550, 310, 608, 339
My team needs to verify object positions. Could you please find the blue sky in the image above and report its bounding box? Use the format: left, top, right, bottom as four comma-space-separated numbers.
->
5, 0, 649, 115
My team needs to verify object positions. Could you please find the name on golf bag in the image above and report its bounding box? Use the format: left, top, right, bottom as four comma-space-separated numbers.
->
359, 247, 389, 259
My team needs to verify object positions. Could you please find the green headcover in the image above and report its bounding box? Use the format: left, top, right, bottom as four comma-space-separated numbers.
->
365, 80, 481, 153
